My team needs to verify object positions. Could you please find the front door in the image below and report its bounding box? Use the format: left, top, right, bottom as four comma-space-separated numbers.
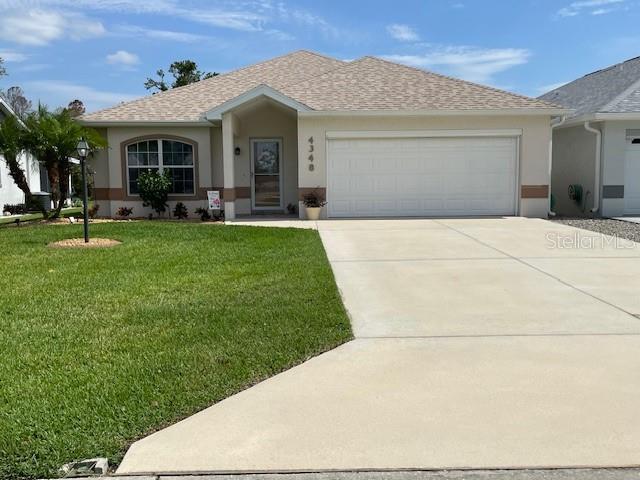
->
251, 139, 283, 211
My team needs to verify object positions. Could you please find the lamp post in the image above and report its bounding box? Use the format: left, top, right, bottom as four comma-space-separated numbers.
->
76, 139, 90, 243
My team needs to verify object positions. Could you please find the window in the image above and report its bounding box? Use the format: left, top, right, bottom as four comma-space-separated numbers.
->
126, 139, 194, 195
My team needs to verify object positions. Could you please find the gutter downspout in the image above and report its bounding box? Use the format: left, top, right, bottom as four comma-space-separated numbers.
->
548, 115, 567, 217
584, 121, 602, 214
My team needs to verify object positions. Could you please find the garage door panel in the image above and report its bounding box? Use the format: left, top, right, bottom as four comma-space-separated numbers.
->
328, 136, 517, 218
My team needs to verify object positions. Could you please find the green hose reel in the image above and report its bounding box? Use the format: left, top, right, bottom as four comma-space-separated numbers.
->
568, 184, 583, 204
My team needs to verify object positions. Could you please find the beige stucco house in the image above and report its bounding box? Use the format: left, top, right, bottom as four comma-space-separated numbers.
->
80, 50, 565, 219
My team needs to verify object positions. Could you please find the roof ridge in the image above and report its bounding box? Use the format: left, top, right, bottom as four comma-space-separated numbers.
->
81, 50, 341, 120
366, 55, 560, 108
584, 55, 640, 78
294, 49, 346, 64
600, 76, 640, 112
279, 55, 355, 89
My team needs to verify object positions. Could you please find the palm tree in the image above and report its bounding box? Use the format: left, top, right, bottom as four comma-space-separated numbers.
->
23, 105, 106, 218
0, 115, 39, 211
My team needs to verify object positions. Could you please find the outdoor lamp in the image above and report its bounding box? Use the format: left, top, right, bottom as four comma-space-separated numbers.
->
76, 139, 89, 158
76, 138, 90, 243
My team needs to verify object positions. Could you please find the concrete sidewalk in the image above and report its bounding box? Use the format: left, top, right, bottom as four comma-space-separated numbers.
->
117, 218, 640, 475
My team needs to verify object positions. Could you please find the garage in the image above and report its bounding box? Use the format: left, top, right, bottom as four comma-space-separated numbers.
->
327, 133, 519, 218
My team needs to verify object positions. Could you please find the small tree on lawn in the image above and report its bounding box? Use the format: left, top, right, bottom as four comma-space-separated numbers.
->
138, 169, 172, 217
22, 105, 106, 218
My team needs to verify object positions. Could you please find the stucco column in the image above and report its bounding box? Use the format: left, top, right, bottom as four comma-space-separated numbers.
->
222, 112, 237, 219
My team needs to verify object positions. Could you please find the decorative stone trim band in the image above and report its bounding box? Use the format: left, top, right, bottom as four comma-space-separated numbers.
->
521, 185, 549, 199
95, 187, 215, 201
94, 188, 125, 201
602, 185, 624, 199
222, 187, 250, 201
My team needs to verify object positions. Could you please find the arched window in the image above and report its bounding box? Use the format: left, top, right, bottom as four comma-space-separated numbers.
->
126, 139, 195, 195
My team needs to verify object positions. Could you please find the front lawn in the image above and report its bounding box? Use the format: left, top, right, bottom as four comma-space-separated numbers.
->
0, 222, 352, 480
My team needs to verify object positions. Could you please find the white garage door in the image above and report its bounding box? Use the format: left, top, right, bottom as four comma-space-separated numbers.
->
327, 136, 518, 218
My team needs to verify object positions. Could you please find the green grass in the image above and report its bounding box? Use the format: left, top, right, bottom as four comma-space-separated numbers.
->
0, 222, 352, 480
0, 207, 83, 225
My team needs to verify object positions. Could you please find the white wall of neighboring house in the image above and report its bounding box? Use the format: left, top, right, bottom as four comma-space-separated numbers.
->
0, 151, 42, 211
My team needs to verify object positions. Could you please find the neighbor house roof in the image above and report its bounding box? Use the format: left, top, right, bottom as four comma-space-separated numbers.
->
81, 50, 562, 124
539, 56, 640, 118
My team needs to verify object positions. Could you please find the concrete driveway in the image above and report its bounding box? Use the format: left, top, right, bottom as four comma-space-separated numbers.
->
118, 218, 640, 475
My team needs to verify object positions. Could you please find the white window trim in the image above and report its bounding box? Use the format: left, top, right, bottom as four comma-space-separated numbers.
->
126, 139, 196, 197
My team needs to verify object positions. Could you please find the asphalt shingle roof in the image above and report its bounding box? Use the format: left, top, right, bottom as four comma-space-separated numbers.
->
539, 56, 640, 118
81, 50, 559, 123
282, 56, 557, 111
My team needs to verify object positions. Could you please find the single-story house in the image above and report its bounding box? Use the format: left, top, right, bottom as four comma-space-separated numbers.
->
0, 97, 42, 212
79, 50, 565, 219
540, 56, 640, 217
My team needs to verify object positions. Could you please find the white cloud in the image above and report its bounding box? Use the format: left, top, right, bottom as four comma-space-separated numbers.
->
383, 45, 531, 84
106, 50, 139, 66
0, 8, 105, 46
114, 25, 209, 43
0, 50, 27, 62
10, 0, 340, 38
24, 80, 138, 111
557, 0, 625, 17
6, 0, 268, 31
387, 24, 419, 42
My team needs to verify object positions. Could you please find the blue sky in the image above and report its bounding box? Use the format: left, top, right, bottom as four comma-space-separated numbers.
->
0, 0, 639, 112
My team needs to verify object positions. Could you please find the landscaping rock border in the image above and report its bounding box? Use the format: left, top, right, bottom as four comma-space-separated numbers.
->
48, 238, 122, 248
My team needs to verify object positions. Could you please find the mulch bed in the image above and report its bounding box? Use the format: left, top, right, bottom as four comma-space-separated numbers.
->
48, 238, 122, 248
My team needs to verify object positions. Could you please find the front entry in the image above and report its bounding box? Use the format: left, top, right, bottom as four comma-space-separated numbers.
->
251, 138, 283, 211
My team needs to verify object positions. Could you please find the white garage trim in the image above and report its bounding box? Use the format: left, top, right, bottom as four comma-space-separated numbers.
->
326, 129, 523, 139
326, 132, 521, 218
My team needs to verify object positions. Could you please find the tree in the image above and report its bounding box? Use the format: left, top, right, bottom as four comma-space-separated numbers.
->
145, 60, 218, 92
0, 57, 5, 78
3, 86, 31, 118
0, 115, 39, 211
67, 99, 86, 118
137, 169, 172, 216
22, 105, 107, 218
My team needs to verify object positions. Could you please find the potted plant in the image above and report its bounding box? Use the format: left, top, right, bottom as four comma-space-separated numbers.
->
302, 190, 326, 220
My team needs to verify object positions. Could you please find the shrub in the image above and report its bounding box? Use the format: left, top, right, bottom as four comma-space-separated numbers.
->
2, 204, 27, 215
194, 207, 211, 221
88, 204, 100, 219
115, 206, 133, 218
138, 170, 172, 217
173, 202, 188, 219
212, 209, 225, 221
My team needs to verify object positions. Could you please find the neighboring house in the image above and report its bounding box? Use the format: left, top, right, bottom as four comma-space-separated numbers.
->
540, 56, 640, 217
0, 97, 41, 211
79, 50, 564, 219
